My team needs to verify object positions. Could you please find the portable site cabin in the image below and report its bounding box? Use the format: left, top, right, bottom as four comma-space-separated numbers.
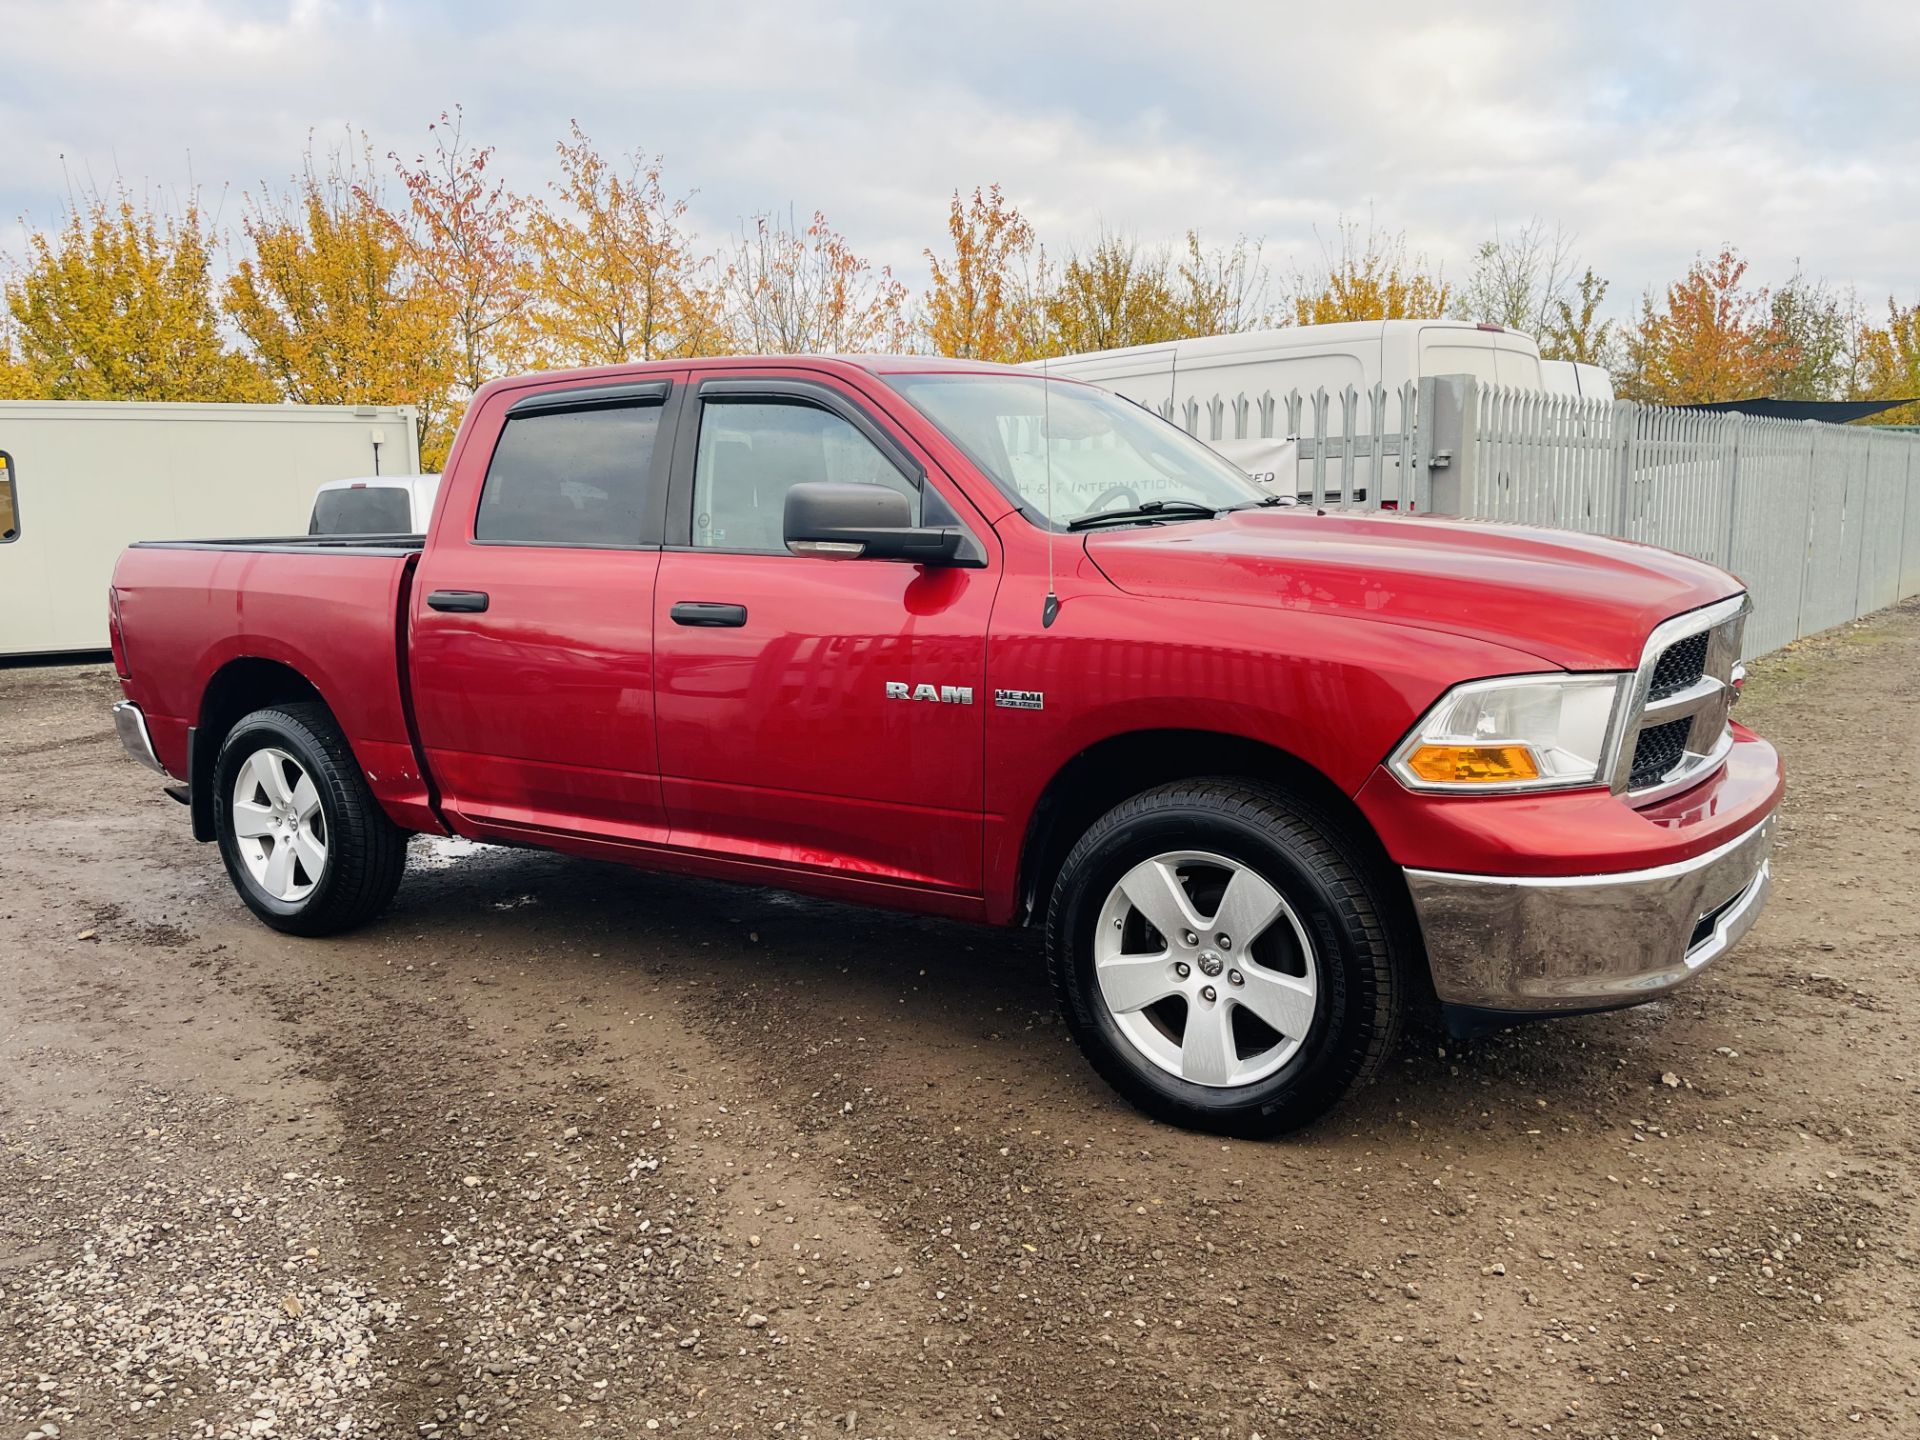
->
0, 401, 419, 657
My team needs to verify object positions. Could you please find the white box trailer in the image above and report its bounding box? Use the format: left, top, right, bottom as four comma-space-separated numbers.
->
0, 400, 418, 657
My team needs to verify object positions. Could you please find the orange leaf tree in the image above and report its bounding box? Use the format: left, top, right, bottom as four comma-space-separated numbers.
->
518, 123, 724, 367
391, 107, 530, 403
923, 185, 1038, 361
2, 187, 270, 401
225, 139, 454, 465
720, 207, 909, 354
1619, 246, 1795, 404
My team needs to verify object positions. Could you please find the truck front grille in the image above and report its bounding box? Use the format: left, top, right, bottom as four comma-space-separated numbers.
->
1612, 598, 1748, 802
1649, 632, 1710, 699
1629, 718, 1693, 788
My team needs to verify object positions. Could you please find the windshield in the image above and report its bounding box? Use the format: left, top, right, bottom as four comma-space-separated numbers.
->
886, 373, 1263, 527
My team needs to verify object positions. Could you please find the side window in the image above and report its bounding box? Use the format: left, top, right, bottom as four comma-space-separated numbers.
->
0, 451, 17, 543
691, 399, 917, 552
309, 484, 412, 536
475, 403, 662, 546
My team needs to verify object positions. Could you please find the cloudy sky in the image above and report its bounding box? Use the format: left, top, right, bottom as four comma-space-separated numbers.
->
3, 0, 1916, 318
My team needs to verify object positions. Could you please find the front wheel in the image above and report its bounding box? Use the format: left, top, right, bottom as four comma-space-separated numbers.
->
1046, 780, 1403, 1136
212, 702, 407, 936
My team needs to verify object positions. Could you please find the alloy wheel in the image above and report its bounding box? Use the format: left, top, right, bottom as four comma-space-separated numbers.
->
1093, 849, 1319, 1088
230, 747, 328, 902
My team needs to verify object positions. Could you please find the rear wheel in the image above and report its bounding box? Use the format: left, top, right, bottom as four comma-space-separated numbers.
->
212, 703, 406, 935
1047, 779, 1402, 1136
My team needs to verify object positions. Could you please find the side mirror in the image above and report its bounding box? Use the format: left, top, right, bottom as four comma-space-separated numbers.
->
784, 482, 963, 564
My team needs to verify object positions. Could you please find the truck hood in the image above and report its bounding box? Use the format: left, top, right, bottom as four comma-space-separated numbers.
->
1082, 509, 1741, 672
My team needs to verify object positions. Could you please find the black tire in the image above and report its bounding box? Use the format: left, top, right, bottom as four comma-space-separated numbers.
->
1046, 779, 1403, 1137
212, 702, 407, 936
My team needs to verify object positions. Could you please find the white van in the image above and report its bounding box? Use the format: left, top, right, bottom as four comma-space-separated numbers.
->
1037, 320, 1550, 502
1541, 358, 1616, 403
308, 472, 442, 535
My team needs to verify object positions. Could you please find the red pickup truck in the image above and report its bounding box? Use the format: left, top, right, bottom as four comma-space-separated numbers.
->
108, 356, 1781, 1135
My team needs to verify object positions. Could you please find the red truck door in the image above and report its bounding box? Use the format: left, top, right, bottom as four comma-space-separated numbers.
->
651, 373, 996, 897
408, 377, 684, 844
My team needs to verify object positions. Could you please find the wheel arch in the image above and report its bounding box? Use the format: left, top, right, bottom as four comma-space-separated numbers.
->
188, 657, 331, 841
1014, 727, 1412, 932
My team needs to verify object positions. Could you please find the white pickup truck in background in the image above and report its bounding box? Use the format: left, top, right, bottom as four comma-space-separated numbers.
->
308, 472, 443, 535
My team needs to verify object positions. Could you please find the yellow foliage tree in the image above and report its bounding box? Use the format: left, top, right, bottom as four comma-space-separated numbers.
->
1, 188, 270, 401
225, 141, 453, 464
923, 185, 1038, 362
1618, 246, 1794, 404
1855, 299, 1920, 425
518, 123, 723, 367
0, 314, 35, 399
1039, 230, 1181, 355
1289, 218, 1450, 325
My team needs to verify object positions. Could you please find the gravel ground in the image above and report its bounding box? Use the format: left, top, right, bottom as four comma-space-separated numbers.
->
2, 599, 1917, 1440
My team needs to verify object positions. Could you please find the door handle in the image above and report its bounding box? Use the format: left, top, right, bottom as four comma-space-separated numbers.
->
426, 589, 490, 613
670, 601, 748, 627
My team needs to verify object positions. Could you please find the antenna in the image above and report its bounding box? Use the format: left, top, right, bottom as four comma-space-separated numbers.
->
1041, 356, 1060, 628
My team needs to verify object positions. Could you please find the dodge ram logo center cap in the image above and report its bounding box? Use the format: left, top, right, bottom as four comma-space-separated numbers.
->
1197, 950, 1225, 977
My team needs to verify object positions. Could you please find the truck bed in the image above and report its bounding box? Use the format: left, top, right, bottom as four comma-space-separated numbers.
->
111, 538, 438, 834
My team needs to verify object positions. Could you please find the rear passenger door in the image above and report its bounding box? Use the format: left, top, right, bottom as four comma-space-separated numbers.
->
651, 373, 996, 897
409, 377, 684, 844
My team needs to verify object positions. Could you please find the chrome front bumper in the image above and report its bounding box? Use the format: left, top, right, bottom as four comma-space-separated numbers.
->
112, 700, 172, 777
1405, 814, 1775, 1019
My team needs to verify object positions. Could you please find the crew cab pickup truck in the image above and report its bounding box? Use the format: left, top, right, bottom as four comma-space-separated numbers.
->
108, 356, 1782, 1135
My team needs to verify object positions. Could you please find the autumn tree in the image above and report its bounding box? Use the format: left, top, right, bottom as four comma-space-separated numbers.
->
923, 185, 1038, 362
0, 310, 38, 399
225, 139, 452, 462
1855, 299, 1920, 425
1175, 232, 1275, 337
1038, 229, 1180, 355
1288, 218, 1450, 325
720, 207, 910, 354
1453, 219, 1577, 337
391, 107, 530, 403
1619, 245, 1794, 404
2, 187, 269, 401
1541, 267, 1617, 368
518, 123, 723, 367
1765, 267, 1859, 401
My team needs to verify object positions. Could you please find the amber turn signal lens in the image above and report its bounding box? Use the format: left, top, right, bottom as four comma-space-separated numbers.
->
1403, 743, 1541, 784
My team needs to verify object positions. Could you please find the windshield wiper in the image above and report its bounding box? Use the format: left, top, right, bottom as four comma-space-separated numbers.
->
1223, 494, 1297, 511
1066, 499, 1220, 531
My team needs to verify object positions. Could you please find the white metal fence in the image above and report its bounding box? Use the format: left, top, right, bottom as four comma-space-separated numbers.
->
1160, 377, 1920, 660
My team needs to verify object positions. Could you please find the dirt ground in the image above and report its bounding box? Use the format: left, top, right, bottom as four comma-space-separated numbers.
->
2, 602, 1917, 1440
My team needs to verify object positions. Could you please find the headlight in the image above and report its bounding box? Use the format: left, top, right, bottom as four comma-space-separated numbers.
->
1389, 673, 1625, 793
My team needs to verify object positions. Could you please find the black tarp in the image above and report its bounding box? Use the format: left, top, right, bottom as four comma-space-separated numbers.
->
1675, 397, 1917, 422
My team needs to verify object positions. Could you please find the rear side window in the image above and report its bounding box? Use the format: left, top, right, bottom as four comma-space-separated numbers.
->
309, 484, 411, 535
0, 451, 17, 543
476, 403, 662, 546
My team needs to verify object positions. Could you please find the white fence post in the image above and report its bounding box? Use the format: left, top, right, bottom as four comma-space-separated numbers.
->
1416, 374, 1477, 514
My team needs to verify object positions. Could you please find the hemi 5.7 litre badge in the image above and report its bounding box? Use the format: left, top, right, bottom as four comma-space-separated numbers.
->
994, 689, 1045, 710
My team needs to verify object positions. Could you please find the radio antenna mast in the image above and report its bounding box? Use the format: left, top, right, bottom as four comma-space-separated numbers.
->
1041, 356, 1060, 628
